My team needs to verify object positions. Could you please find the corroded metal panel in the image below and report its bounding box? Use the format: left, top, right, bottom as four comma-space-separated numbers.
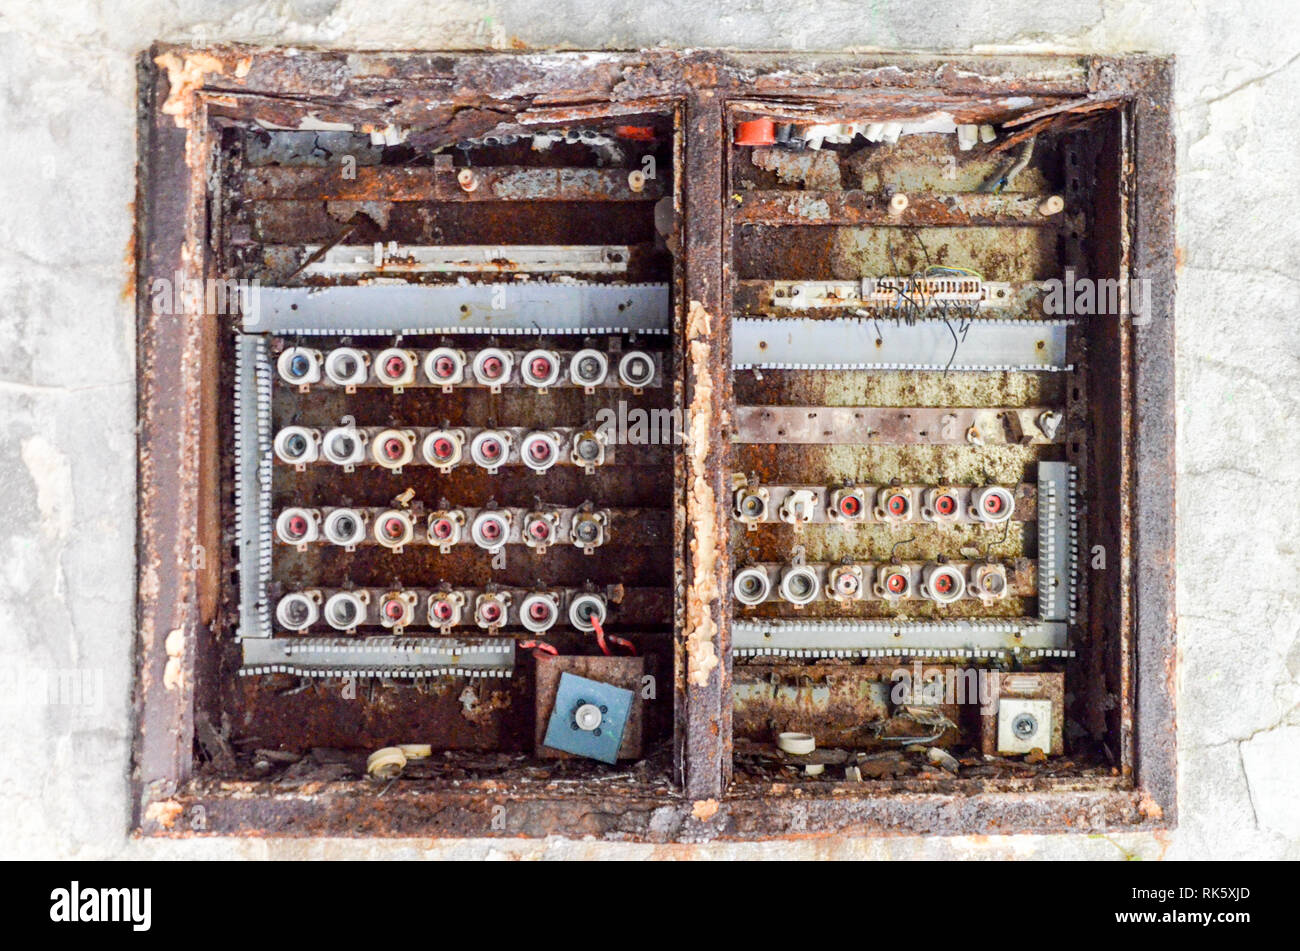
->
134, 47, 1174, 840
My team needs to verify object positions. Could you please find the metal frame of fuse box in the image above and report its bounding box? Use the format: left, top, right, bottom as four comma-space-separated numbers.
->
134, 46, 1175, 840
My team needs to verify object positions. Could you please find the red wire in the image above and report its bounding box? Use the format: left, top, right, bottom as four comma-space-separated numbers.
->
608, 635, 637, 655
518, 639, 557, 658
592, 615, 610, 655
590, 616, 637, 656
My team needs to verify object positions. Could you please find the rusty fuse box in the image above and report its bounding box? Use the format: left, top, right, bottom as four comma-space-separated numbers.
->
135, 49, 1176, 839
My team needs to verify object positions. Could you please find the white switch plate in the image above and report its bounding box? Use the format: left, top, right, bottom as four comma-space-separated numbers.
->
997, 698, 1053, 754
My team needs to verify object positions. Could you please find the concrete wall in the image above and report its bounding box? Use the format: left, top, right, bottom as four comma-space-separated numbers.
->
1, 0, 1297, 859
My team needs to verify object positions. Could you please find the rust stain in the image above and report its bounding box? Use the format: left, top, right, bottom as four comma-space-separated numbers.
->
459, 688, 512, 725
122, 203, 136, 302
751, 147, 842, 191
1150, 829, 1172, 860
1137, 793, 1164, 820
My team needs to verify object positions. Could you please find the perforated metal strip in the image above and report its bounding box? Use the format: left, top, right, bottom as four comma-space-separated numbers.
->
234, 335, 273, 639
240, 637, 516, 679
732, 317, 1072, 372
731, 618, 1071, 659
1037, 461, 1079, 623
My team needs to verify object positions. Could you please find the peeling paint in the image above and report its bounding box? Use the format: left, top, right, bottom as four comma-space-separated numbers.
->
685, 301, 720, 689
163, 627, 185, 691
20, 435, 74, 541
692, 798, 719, 820
154, 50, 250, 126
143, 798, 183, 829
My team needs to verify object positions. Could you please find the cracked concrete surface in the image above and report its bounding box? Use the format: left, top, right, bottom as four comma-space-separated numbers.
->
1, 0, 1297, 859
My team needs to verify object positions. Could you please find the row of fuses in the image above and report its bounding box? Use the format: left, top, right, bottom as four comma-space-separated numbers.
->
276, 588, 608, 635
274, 425, 608, 473
277, 345, 659, 392
733, 562, 1011, 607
735, 484, 1018, 526
276, 506, 609, 553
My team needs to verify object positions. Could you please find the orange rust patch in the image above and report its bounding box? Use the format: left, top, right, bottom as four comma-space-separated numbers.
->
1138, 793, 1164, 820
122, 204, 136, 302
144, 798, 184, 829
692, 798, 719, 820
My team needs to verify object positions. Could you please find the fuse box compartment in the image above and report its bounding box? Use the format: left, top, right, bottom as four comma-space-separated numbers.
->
134, 48, 1175, 839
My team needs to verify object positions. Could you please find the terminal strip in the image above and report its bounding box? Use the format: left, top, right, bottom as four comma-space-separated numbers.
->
767, 277, 1020, 310
1037, 461, 1080, 623
234, 335, 273, 639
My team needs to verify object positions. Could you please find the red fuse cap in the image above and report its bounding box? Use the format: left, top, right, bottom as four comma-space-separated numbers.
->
734, 118, 776, 146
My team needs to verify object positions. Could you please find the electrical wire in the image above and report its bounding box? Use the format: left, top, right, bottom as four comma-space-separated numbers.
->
980, 135, 1036, 193
518, 639, 557, 659
591, 615, 637, 655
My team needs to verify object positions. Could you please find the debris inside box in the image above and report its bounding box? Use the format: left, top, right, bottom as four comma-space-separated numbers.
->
730, 664, 1079, 782
732, 739, 1105, 785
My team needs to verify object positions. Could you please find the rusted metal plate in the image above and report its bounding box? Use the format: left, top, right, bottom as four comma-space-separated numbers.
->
733, 665, 890, 748
733, 191, 1070, 227
151, 778, 1153, 839
244, 165, 666, 202
679, 91, 732, 800
733, 406, 1063, 445
288, 244, 636, 276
